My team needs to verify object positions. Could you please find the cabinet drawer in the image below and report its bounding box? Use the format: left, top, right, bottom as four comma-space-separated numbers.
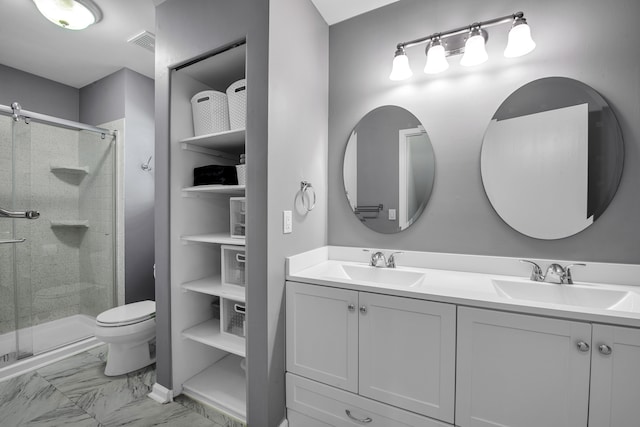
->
286, 373, 451, 427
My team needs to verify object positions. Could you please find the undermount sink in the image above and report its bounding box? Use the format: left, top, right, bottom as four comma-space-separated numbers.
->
342, 265, 425, 287
493, 279, 630, 310
316, 262, 425, 287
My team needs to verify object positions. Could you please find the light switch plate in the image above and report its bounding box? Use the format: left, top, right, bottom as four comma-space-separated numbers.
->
283, 210, 292, 234
388, 208, 396, 220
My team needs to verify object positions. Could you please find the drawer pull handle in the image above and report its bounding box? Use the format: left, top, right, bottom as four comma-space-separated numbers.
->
345, 409, 372, 424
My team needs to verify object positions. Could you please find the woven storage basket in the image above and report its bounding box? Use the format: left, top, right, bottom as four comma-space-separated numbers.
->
191, 90, 229, 136
226, 79, 246, 130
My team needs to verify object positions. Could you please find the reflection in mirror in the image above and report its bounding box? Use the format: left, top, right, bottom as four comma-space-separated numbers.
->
481, 77, 624, 239
343, 106, 435, 234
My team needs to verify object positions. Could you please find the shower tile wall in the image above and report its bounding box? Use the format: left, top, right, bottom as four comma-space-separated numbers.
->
0, 117, 115, 338
78, 129, 115, 317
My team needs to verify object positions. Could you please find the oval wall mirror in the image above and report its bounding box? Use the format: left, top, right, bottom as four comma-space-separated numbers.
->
481, 77, 624, 240
343, 105, 435, 234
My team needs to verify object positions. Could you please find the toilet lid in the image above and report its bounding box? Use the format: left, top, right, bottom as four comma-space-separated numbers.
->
97, 300, 156, 326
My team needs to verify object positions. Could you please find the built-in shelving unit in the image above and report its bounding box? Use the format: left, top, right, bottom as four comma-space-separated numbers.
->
182, 184, 245, 195
169, 43, 248, 422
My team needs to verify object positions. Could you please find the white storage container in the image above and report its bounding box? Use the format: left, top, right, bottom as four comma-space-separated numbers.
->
230, 197, 246, 238
235, 164, 246, 186
221, 245, 246, 287
226, 79, 246, 130
222, 299, 246, 338
190, 90, 229, 136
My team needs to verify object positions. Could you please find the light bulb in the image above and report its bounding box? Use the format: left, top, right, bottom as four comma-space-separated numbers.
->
460, 29, 488, 67
504, 18, 536, 58
424, 40, 449, 74
389, 48, 413, 81
32, 0, 101, 30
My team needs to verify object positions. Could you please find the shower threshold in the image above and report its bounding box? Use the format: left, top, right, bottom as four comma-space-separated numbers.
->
0, 314, 101, 382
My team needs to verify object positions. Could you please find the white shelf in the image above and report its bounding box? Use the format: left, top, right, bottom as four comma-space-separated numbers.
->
181, 129, 245, 154
50, 220, 89, 228
50, 165, 89, 175
182, 184, 245, 195
182, 319, 246, 357
181, 233, 245, 246
182, 354, 247, 422
182, 276, 245, 302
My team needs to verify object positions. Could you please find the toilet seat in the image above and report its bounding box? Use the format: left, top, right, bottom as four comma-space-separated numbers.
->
97, 300, 155, 327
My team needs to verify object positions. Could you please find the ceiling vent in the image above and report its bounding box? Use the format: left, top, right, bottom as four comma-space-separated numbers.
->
127, 30, 155, 53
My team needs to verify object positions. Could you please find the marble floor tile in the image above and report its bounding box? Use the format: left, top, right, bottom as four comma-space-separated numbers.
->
98, 396, 218, 427
175, 395, 246, 427
0, 371, 98, 426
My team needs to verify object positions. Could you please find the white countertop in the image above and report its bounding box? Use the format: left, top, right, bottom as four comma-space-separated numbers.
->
286, 246, 640, 328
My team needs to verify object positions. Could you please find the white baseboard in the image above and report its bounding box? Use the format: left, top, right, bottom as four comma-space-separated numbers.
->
148, 383, 173, 404
279, 418, 289, 427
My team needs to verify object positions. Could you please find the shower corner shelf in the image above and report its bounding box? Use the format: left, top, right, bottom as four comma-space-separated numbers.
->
50, 165, 90, 175
50, 220, 90, 228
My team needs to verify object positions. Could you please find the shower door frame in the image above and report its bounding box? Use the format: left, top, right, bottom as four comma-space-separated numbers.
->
0, 102, 118, 366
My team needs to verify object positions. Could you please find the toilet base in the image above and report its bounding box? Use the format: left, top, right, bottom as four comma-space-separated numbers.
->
104, 338, 156, 376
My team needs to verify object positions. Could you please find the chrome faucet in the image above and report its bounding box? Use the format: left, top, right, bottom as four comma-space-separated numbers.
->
369, 251, 387, 267
365, 250, 403, 268
521, 260, 586, 284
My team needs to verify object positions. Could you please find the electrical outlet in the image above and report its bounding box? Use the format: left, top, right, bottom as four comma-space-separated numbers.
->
283, 210, 292, 234
388, 208, 396, 220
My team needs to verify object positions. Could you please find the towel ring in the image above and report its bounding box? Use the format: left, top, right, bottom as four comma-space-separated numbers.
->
300, 181, 316, 212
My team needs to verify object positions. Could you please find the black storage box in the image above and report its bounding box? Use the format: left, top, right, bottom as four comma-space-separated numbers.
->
193, 165, 238, 186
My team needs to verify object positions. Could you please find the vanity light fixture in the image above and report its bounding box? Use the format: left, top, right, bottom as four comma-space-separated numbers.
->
389, 11, 535, 80
32, 0, 102, 30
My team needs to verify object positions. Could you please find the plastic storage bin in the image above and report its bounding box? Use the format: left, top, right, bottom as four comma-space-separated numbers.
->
230, 197, 246, 238
221, 245, 246, 287
226, 79, 246, 130
222, 299, 246, 338
191, 90, 229, 136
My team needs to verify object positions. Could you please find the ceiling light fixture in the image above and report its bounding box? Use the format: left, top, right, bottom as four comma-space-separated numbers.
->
390, 11, 535, 81
32, 0, 102, 31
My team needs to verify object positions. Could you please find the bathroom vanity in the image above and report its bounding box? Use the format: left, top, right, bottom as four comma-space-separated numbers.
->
285, 247, 640, 427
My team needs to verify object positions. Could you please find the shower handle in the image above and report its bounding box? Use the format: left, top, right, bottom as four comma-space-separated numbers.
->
0, 206, 40, 219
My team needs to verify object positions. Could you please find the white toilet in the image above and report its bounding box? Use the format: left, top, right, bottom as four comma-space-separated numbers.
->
94, 300, 156, 376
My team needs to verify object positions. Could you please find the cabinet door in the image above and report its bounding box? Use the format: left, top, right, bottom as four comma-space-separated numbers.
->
286, 281, 359, 392
456, 307, 591, 427
358, 293, 456, 422
589, 324, 640, 427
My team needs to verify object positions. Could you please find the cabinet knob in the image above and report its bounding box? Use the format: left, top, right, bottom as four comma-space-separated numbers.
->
598, 344, 612, 355
576, 341, 590, 352
359, 305, 367, 314
345, 409, 372, 423
348, 303, 355, 312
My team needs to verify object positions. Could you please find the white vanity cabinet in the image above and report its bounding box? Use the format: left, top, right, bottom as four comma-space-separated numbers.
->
456, 307, 592, 427
588, 324, 640, 426
286, 281, 456, 425
457, 307, 640, 427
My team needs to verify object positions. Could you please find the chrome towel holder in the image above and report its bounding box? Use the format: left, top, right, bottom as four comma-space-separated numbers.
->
300, 181, 316, 212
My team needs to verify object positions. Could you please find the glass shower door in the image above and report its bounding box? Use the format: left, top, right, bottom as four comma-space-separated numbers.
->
0, 117, 34, 367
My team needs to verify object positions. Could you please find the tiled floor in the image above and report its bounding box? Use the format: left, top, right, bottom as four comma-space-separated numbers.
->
0, 346, 246, 427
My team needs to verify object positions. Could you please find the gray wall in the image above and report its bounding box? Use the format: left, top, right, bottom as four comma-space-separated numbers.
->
0, 64, 78, 121
268, 0, 329, 423
80, 68, 156, 303
328, 0, 640, 264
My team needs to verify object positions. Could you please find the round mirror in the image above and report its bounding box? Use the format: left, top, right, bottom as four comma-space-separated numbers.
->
343, 106, 435, 233
481, 77, 624, 239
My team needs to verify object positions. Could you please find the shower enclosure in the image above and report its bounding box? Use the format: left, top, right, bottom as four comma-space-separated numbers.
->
0, 103, 116, 372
